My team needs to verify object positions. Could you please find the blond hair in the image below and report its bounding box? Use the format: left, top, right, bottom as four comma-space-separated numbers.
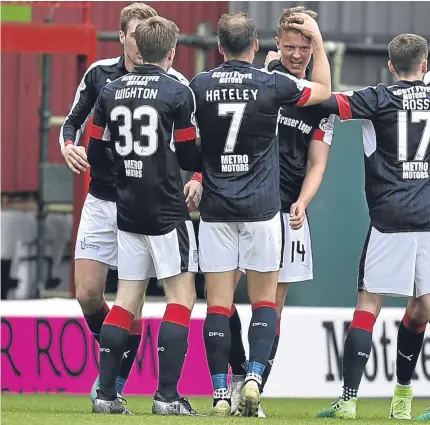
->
277, 6, 317, 37
135, 16, 179, 63
120, 2, 158, 34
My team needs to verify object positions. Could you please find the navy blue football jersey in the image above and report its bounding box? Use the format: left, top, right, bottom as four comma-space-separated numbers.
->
190, 60, 312, 222
88, 64, 200, 236
319, 80, 430, 232
267, 60, 334, 211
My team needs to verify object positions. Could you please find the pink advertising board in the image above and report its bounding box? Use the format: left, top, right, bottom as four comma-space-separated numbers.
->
1, 316, 213, 395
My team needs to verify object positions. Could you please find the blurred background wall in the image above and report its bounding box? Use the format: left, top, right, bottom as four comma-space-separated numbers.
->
2, 1, 430, 306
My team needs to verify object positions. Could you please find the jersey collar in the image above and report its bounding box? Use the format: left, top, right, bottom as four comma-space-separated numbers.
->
133, 64, 167, 74
397, 79, 426, 87
223, 59, 252, 68
117, 56, 126, 70
277, 61, 312, 79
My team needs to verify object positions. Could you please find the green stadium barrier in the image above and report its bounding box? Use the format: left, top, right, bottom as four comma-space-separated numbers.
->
287, 119, 408, 308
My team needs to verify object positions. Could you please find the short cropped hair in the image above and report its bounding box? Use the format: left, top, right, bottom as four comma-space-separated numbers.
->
277, 6, 318, 37
388, 34, 428, 75
218, 12, 257, 55
120, 2, 158, 34
134, 16, 179, 63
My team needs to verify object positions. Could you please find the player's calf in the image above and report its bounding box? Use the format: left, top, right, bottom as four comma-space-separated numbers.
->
152, 272, 199, 416
94, 279, 148, 412
203, 271, 236, 414
75, 259, 110, 340
390, 298, 428, 420
318, 292, 381, 419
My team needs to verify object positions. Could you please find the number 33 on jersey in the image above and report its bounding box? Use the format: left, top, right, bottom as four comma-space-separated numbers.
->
87, 65, 200, 236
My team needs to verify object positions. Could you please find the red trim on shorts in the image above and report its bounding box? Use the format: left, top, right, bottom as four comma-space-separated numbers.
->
174, 127, 197, 142
402, 311, 427, 334
311, 128, 325, 141
207, 306, 231, 318
276, 317, 281, 336
350, 310, 376, 332
252, 301, 276, 311
103, 305, 134, 331
334, 93, 353, 120
296, 87, 312, 107
163, 303, 191, 327
230, 304, 237, 317
130, 318, 143, 335
89, 123, 105, 139
192, 172, 202, 183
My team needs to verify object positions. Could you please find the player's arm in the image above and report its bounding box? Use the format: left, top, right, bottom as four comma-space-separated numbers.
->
59, 66, 98, 173
281, 12, 331, 106
87, 90, 110, 167
290, 115, 334, 230
317, 87, 379, 121
173, 87, 201, 172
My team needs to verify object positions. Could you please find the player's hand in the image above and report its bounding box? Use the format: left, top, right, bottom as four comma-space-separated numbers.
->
184, 179, 202, 212
264, 51, 281, 68
287, 13, 321, 40
62, 143, 89, 174
289, 201, 306, 230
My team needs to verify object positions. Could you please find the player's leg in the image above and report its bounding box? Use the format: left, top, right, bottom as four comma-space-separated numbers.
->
229, 271, 248, 376
93, 230, 152, 414
79, 197, 144, 402
228, 271, 249, 413
392, 232, 430, 420
257, 213, 313, 416
318, 227, 417, 419
259, 283, 287, 395
148, 220, 199, 415
390, 296, 429, 419
235, 212, 283, 417
75, 195, 117, 344
200, 219, 239, 416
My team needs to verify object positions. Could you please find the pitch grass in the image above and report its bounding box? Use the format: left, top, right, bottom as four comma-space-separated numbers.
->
1, 394, 429, 425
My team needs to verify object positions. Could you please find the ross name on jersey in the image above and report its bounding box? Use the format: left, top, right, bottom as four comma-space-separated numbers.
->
115, 87, 158, 100
221, 154, 249, 172
212, 71, 253, 84
124, 160, 143, 178
278, 114, 312, 134
402, 161, 429, 179
206, 88, 258, 102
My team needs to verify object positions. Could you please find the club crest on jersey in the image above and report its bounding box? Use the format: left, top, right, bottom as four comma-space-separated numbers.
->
319, 118, 334, 133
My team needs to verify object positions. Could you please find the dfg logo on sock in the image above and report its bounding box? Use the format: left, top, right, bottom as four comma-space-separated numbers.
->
252, 322, 268, 327
208, 332, 224, 337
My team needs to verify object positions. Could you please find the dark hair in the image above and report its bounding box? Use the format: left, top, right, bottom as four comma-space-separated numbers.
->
218, 12, 257, 55
388, 34, 428, 75
135, 17, 179, 63
120, 2, 158, 34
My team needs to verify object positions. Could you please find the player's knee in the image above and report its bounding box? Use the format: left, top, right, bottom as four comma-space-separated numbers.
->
75, 274, 105, 313
163, 273, 196, 310
75, 282, 105, 313
356, 291, 383, 317
407, 295, 430, 325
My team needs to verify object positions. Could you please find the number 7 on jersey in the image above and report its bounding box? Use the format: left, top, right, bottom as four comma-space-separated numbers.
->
218, 102, 247, 153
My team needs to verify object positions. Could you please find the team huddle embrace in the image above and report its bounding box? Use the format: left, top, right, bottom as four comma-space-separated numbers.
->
60, 2, 430, 420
